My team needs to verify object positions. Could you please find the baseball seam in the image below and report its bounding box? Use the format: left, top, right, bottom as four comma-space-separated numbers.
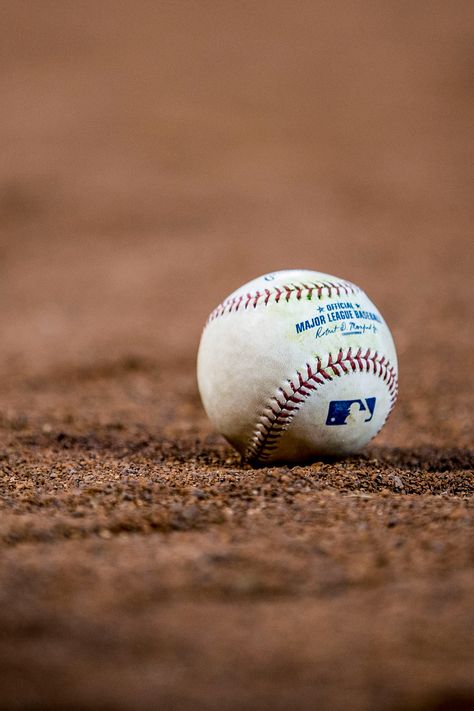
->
207, 280, 361, 324
245, 347, 398, 464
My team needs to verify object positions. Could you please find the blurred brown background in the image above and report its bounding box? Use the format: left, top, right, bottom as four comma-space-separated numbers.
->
1, 1, 472, 378
0, 2, 473, 710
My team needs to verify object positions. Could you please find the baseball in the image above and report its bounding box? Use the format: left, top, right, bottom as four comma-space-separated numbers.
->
197, 269, 398, 464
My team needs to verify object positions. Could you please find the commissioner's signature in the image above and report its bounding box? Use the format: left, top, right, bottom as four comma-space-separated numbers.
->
315, 322, 378, 338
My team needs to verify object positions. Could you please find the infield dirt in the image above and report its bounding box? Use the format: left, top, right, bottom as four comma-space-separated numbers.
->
0, 2, 473, 710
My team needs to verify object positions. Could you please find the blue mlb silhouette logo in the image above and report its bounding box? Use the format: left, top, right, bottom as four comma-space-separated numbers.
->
326, 397, 376, 426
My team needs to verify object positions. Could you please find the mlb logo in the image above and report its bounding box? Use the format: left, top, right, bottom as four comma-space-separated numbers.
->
326, 397, 376, 426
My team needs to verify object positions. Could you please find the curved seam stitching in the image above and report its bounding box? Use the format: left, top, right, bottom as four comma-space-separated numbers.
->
206, 280, 361, 325
245, 347, 398, 463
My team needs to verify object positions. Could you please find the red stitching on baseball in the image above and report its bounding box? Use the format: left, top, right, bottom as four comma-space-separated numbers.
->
206, 280, 361, 324
245, 347, 397, 464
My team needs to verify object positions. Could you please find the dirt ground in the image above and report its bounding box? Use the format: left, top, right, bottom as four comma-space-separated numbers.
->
0, 2, 473, 709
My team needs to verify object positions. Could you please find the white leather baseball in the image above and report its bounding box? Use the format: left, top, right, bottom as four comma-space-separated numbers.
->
197, 269, 398, 464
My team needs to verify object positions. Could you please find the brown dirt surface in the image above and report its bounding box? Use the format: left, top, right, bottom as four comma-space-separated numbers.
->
0, 2, 473, 710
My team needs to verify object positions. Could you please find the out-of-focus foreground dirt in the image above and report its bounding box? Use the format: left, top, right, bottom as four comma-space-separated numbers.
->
0, 2, 473, 709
